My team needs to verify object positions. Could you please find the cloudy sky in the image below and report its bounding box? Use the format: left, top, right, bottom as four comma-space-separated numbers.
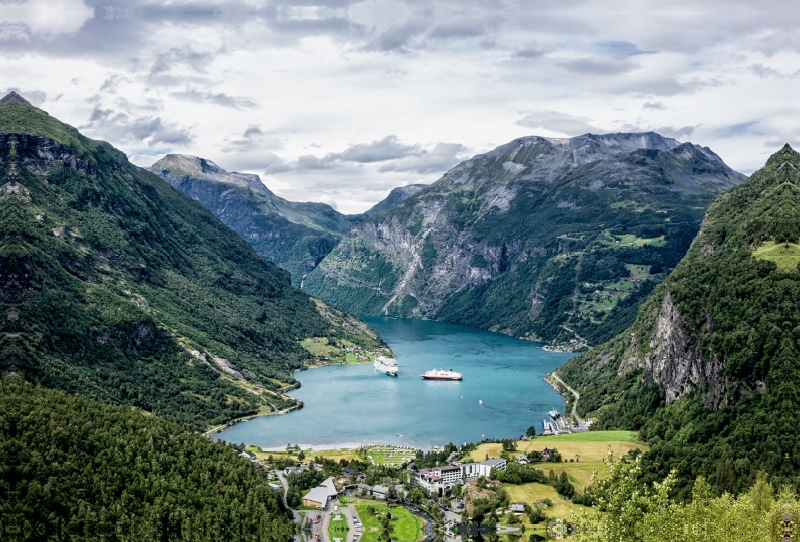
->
2, 0, 800, 213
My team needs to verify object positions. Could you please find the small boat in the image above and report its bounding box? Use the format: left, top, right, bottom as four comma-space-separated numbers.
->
420, 368, 462, 381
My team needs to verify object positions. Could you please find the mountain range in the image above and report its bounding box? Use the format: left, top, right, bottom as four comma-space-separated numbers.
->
150, 155, 426, 285
0, 94, 388, 430
558, 144, 800, 493
301, 133, 745, 347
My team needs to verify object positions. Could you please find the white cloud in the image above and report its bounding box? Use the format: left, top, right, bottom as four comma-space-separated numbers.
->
0, 0, 93, 39
2, 0, 799, 212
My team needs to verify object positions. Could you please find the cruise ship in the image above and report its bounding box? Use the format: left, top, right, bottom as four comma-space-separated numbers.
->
420, 369, 463, 381
374, 355, 398, 376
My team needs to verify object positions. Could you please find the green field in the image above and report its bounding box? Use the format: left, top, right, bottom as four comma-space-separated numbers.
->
352, 499, 423, 542
329, 513, 349, 542
753, 240, 800, 272
537, 430, 637, 442
365, 445, 417, 466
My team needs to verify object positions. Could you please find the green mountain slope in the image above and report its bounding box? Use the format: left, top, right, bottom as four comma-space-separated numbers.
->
0, 97, 388, 430
1, 376, 293, 541
557, 144, 800, 493
304, 133, 745, 347
150, 154, 354, 285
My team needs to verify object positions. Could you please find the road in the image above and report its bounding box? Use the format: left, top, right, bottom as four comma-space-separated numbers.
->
550, 372, 588, 431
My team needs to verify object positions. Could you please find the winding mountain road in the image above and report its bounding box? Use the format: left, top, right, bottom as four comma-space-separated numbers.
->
551, 373, 588, 431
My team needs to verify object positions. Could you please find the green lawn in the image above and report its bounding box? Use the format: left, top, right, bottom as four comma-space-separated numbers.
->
753, 241, 800, 272
354, 501, 386, 542
538, 430, 638, 442
365, 445, 417, 466
352, 499, 423, 542
329, 513, 349, 542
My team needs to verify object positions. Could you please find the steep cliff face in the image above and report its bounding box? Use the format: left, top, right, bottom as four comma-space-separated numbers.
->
557, 145, 800, 489
613, 291, 729, 410
305, 133, 745, 346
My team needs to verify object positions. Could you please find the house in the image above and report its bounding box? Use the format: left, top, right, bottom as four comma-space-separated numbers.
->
302, 477, 339, 508
516, 455, 529, 465
342, 468, 357, 476
357, 483, 373, 496
284, 466, 300, 475
241, 450, 256, 461
268, 482, 283, 493
510, 503, 527, 514
372, 485, 389, 500
541, 448, 551, 461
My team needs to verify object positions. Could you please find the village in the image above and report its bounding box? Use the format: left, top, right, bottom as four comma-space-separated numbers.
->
236, 431, 645, 541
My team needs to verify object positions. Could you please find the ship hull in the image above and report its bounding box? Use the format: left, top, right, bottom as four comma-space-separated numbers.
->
421, 375, 462, 381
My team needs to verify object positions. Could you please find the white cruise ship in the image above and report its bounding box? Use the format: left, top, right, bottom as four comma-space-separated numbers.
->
374, 355, 398, 376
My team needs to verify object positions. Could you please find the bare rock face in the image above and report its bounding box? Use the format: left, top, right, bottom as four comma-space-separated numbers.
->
641, 292, 728, 409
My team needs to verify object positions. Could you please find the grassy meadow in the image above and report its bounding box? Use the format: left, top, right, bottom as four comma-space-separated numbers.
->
350, 499, 422, 542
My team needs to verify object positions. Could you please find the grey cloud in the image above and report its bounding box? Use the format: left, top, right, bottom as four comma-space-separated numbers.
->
516, 111, 605, 136
511, 44, 550, 59
643, 102, 666, 110
99, 75, 125, 93
292, 136, 467, 175
296, 154, 335, 170
336, 135, 421, 163
222, 126, 281, 153
556, 57, 637, 76
378, 142, 468, 174
364, 19, 430, 53
81, 106, 193, 147
171, 89, 259, 109
748, 63, 784, 79
717, 121, 759, 138
655, 125, 696, 139
297, 135, 422, 168
596, 41, 655, 59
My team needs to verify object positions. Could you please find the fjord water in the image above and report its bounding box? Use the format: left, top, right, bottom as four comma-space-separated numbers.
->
216, 317, 573, 450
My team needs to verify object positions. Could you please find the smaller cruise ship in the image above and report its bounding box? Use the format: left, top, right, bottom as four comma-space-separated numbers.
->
374, 355, 398, 376
421, 369, 462, 381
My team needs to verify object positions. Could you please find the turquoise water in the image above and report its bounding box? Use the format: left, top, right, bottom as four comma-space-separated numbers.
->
215, 317, 574, 450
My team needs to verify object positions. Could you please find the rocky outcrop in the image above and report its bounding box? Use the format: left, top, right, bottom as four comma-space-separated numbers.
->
641, 292, 728, 409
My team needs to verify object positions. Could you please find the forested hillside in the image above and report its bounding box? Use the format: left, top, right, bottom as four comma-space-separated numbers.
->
304, 133, 744, 347
150, 156, 426, 286
150, 154, 353, 284
0, 96, 389, 430
558, 144, 800, 494
0, 376, 294, 541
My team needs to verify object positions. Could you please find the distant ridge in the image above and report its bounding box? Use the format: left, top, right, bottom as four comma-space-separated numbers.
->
0, 91, 32, 106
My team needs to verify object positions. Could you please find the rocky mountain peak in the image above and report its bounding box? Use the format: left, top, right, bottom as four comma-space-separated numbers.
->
0, 91, 32, 106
